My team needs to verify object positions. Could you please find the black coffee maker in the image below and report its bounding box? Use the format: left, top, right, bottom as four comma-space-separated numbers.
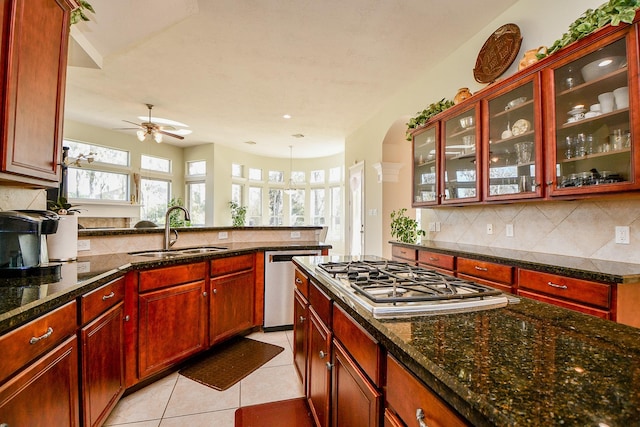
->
0, 210, 60, 278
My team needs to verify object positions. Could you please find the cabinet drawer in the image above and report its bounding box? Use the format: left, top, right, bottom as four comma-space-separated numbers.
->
309, 281, 332, 327
418, 250, 455, 271
211, 254, 254, 277
457, 257, 513, 285
80, 276, 125, 324
391, 246, 417, 262
0, 301, 77, 382
332, 305, 381, 387
386, 355, 469, 427
295, 269, 309, 298
518, 269, 611, 309
139, 262, 206, 292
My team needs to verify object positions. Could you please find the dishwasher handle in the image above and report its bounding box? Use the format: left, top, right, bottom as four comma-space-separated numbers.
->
270, 253, 319, 262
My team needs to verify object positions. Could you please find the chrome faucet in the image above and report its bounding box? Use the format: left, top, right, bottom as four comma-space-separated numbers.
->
164, 206, 191, 250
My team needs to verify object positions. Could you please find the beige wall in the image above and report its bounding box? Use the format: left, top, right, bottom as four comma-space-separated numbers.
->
344, 0, 608, 259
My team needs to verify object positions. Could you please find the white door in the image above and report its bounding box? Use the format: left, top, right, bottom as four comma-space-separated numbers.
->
348, 161, 365, 256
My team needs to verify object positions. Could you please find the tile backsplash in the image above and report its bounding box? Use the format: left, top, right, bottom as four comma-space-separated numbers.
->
422, 196, 640, 263
0, 187, 46, 210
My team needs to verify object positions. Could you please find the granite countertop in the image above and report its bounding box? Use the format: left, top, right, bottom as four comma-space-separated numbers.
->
0, 241, 329, 335
393, 240, 640, 284
294, 255, 640, 426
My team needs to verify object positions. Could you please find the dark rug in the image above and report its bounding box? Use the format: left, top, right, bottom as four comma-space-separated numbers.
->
179, 336, 284, 391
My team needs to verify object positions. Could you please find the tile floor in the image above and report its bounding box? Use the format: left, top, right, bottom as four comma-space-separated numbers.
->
104, 330, 304, 427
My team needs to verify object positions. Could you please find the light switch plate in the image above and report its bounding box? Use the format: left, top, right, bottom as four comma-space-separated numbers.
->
218, 231, 228, 239
291, 231, 301, 239
486, 224, 493, 235
506, 224, 514, 237
77, 240, 91, 251
615, 226, 630, 244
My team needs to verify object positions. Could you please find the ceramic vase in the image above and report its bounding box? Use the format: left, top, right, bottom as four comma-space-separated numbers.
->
47, 214, 78, 261
453, 88, 472, 104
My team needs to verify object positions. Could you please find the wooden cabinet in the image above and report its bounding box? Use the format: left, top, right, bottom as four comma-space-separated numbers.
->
138, 263, 207, 379
391, 245, 417, 264
518, 268, 611, 319
0, 301, 79, 426
0, 0, 74, 187
79, 277, 125, 427
386, 354, 469, 427
483, 74, 543, 200
209, 254, 256, 345
418, 249, 455, 275
0, 336, 79, 426
412, 124, 439, 206
456, 256, 515, 293
293, 288, 309, 387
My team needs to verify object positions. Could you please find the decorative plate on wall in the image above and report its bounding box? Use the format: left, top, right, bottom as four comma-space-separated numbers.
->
473, 23, 522, 84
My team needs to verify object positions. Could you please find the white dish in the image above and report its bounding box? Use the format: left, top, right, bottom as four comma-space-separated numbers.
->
581, 56, 625, 82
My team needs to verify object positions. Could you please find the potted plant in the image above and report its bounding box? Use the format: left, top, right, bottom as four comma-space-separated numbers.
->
229, 201, 247, 227
71, 0, 95, 25
390, 208, 426, 244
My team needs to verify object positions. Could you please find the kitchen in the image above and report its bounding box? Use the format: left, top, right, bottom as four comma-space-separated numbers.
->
2, 0, 640, 426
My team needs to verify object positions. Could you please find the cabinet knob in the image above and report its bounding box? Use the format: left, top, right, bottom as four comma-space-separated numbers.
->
546, 181, 554, 186
295, 278, 303, 285
532, 182, 541, 189
319, 350, 326, 359
124, 315, 130, 322
416, 408, 428, 427
299, 316, 306, 324
213, 289, 218, 294
29, 327, 53, 345
102, 291, 115, 301
326, 362, 333, 370
203, 291, 208, 297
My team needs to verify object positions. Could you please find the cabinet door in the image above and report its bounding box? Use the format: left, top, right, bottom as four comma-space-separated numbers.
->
0, 336, 79, 426
545, 27, 640, 196
308, 307, 331, 427
484, 75, 543, 200
80, 303, 125, 427
0, 0, 72, 185
331, 340, 381, 427
210, 270, 255, 344
293, 288, 309, 387
138, 280, 206, 379
412, 124, 440, 206
441, 105, 481, 204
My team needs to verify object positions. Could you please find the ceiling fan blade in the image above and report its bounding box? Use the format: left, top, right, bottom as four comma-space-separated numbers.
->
158, 129, 185, 140
123, 120, 143, 128
113, 127, 143, 130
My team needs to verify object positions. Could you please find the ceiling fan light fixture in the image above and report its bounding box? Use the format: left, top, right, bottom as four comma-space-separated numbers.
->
136, 129, 146, 141
153, 131, 163, 143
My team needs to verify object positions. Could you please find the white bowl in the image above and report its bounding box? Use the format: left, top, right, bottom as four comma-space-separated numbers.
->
613, 86, 629, 109
580, 56, 625, 82
590, 103, 601, 112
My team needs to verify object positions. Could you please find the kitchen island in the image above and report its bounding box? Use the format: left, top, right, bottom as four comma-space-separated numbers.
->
293, 255, 640, 426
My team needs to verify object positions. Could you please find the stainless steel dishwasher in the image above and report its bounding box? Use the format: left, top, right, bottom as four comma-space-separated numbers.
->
264, 249, 321, 331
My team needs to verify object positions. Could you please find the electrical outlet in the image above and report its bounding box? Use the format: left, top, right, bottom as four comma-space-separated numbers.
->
615, 226, 630, 244
506, 224, 514, 237
218, 231, 228, 239
486, 224, 493, 235
77, 240, 91, 251
291, 231, 301, 239
435, 222, 441, 232
76, 261, 91, 273
428, 222, 436, 232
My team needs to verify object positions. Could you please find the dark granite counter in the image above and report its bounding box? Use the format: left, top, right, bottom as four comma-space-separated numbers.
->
0, 241, 329, 335
393, 240, 640, 284
294, 255, 640, 426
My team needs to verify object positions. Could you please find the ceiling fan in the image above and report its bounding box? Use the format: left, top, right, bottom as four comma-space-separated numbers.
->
121, 104, 185, 143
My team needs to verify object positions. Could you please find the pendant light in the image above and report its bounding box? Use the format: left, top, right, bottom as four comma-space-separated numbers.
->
284, 145, 295, 195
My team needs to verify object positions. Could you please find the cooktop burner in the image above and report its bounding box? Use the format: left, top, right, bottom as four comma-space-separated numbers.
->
316, 260, 511, 318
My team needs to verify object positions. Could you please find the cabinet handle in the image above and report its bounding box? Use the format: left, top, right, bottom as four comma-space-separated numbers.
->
319, 350, 326, 359
124, 315, 130, 322
299, 316, 306, 324
102, 291, 115, 301
295, 277, 303, 285
547, 281, 568, 290
203, 291, 208, 297
546, 181, 554, 186
326, 362, 333, 370
429, 256, 439, 261
416, 408, 428, 427
29, 327, 53, 345
474, 266, 488, 272
213, 289, 217, 294
532, 182, 541, 189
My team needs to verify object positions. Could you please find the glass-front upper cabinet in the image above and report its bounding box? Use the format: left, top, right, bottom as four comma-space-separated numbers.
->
412, 124, 439, 206
484, 76, 542, 200
547, 30, 639, 196
441, 105, 481, 204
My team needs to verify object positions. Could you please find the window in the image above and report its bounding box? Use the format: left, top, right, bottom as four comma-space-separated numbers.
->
248, 186, 263, 225
187, 160, 206, 176
232, 183, 243, 205
64, 139, 129, 166
141, 154, 171, 173
329, 186, 342, 240
248, 168, 262, 181
329, 166, 342, 183
291, 171, 305, 184
268, 170, 284, 183
67, 168, 129, 201
310, 170, 325, 184
268, 189, 283, 225
140, 178, 170, 224
232, 163, 244, 178
310, 188, 325, 225
290, 189, 305, 225
187, 182, 206, 225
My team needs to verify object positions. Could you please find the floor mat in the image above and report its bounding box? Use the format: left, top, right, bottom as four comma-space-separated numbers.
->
235, 398, 313, 427
179, 336, 284, 391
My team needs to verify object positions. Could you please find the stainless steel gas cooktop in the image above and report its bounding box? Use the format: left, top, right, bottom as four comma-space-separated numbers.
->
316, 259, 511, 318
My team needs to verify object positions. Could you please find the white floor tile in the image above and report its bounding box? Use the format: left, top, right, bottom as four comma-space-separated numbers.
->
159, 408, 236, 427
240, 364, 304, 406
165, 376, 240, 418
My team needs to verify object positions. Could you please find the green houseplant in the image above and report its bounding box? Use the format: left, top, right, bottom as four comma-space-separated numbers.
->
406, 98, 454, 140
229, 201, 247, 227
71, 0, 95, 25
390, 208, 426, 244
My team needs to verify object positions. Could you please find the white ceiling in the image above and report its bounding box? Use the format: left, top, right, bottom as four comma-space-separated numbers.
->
65, 0, 518, 159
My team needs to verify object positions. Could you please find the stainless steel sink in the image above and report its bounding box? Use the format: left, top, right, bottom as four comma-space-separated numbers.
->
129, 246, 227, 258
